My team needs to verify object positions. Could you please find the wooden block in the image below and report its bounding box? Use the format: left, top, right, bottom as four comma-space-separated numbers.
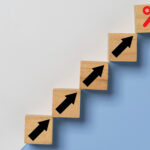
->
80, 61, 108, 90
135, 5, 150, 33
25, 115, 53, 145
108, 33, 137, 62
52, 89, 80, 118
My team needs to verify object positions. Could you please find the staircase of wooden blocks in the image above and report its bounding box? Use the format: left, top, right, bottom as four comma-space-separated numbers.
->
24, 4, 150, 145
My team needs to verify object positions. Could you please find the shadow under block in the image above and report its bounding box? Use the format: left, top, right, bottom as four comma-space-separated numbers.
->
108, 33, 137, 62
52, 89, 80, 118
25, 115, 53, 145
135, 5, 150, 33
80, 61, 108, 90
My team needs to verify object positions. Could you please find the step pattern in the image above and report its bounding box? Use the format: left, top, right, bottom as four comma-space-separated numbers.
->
24, 4, 149, 145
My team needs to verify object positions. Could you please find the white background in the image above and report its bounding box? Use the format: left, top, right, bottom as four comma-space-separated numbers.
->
0, 0, 148, 149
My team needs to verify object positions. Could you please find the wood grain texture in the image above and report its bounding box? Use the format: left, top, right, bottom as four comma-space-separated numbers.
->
24, 115, 53, 145
135, 5, 150, 33
52, 89, 80, 118
108, 33, 137, 62
80, 61, 108, 90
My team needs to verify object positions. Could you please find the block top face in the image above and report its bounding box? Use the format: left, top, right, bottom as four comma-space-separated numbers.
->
52, 89, 80, 118
25, 115, 53, 145
109, 33, 137, 62
135, 5, 150, 33
80, 61, 108, 90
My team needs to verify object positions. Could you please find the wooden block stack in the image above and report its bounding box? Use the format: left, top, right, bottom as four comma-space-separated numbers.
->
24, 4, 149, 145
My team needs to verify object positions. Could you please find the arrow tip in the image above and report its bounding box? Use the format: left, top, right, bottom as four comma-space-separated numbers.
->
65, 93, 77, 104
38, 119, 50, 131
122, 36, 133, 48
92, 65, 104, 77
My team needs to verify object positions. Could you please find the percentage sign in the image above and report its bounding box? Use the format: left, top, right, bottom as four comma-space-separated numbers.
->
143, 6, 150, 27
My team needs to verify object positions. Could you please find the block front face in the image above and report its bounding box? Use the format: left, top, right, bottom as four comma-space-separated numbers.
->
80, 61, 108, 90
109, 33, 137, 62
135, 5, 150, 33
52, 89, 80, 118
25, 115, 53, 145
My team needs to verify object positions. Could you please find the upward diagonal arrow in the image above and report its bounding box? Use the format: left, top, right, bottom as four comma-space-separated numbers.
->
28, 119, 50, 141
56, 93, 77, 114
112, 36, 133, 57
83, 65, 104, 86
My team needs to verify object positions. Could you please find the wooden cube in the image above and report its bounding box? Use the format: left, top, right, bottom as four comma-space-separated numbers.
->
25, 115, 53, 145
108, 33, 137, 62
80, 61, 108, 90
135, 5, 150, 33
52, 89, 80, 118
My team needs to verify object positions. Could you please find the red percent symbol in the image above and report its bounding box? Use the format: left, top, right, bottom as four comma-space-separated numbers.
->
143, 6, 150, 27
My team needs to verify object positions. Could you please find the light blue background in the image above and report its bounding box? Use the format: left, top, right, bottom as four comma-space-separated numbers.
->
22, 34, 150, 150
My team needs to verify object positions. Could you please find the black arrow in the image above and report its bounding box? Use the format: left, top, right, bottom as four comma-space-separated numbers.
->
28, 119, 50, 141
112, 36, 133, 57
56, 93, 77, 114
83, 65, 104, 86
